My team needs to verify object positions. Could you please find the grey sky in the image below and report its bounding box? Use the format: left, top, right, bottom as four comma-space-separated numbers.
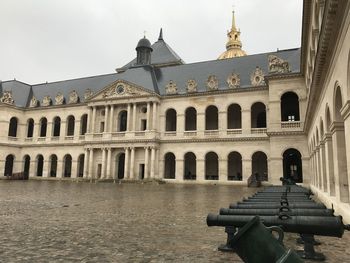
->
0, 0, 302, 84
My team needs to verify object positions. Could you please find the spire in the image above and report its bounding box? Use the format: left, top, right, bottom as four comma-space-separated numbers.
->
218, 9, 247, 59
158, 28, 163, 41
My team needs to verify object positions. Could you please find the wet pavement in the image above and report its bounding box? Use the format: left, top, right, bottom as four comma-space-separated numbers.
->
0, 180, 349, 262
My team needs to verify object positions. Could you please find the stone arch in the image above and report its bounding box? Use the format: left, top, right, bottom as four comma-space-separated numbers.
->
227, 103, 242, 129
77, 154, 85, 177
281, 91, 300, 121
49, 154, 58, 177
164, 152, 176, 179
26, 118, 34, 138
205, 151, 218, 180
282, 148, 303, 183
205, 105, 218, 130
185, 107, 197, 131
53, 116, 61, 137
4, 154, 15, 176
325, 105, 332, 132
39, 117, 47, 137
23, 155, 30, 178
227, 151, 242, 181
36, 154, 44, 177
80, 114, 88, 135
251, 102, 266, 128
184, 152, 196, 180
8, 117, 18, 137
165, 108, 177, 132
66, 115, 75, 136
251, 151, 268, 181
116, 152, 125, 179
118, 110, 128, 132
63, 154, 72, 177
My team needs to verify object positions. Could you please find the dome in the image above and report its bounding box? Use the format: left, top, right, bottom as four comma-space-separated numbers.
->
136, 37, 153, 51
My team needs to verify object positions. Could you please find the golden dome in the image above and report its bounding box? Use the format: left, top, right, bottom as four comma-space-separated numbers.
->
218, 10, 247, 60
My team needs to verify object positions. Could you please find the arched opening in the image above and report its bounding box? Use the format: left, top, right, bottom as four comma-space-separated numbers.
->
39, 118, 47, 137
227, 104, 242, 129
206, 105, 218, 130
228, 151, 242, 180
8, 117, 18, 137
205, 152, 218, 180
80, 114, 88, 135
185, 107, 197, 131
118, 111, 128, 132
281, 92, 300, 121
325, 106, 335, 196
333, 85, 349, 202
251, 102, 266, 128
252, 151, 268, 181
164, 152, 176, 179
36, 155, 44, 177
77, 154, 84, 177
27, 118, 34, 138
184, 152, 196, 180
63, 154, 72, 177
49, 155, 57, 177
23, 155, 30, 178
283, 148, 303, 183
117, 153, 125, 179
165, 109, 177, 131
4, 154, 14, 176
66, 116, 75, 136
53, 117, 61, 137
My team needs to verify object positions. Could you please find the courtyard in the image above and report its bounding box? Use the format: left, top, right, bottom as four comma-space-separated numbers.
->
0, 180, 349, 262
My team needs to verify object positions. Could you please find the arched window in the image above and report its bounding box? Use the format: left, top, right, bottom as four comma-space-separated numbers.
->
281, 92, 300, 121
53, 117, 61, 137
66, 115, 75, 136
252, 151, 268, 181
227, 104, 242, 129
185, 107, 197, 131
77, 154, 85, 177
165, 109, 177, 131
27, 118, 34, 138
205, 105, 218, 130
283, 148, 303, 183
228, 151, 242, 180
116, 153, 125, 179
49, 154, 57, 177
80, 114, 88, 135
39, 118, 47, 137
118, 111, 128, 132
36, 155, 44, 176
164, 152, 176, 179
4, 154, 14, 176
184, 152, 196, 180
251, 102, 266, 128
23, 155, 30, 178
8, 117, 18, 137
63, 154, 72, 177
205, 152, 218, 180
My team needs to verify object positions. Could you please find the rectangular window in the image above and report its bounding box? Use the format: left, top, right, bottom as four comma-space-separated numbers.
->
100, 122, 105, 132
141, 119, 147, 131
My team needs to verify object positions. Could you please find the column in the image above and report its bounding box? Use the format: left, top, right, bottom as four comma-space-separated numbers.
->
241, 109, 251, 134
175, 157, 184, 181
124, 147, 130, 179
104, 106, 109, 132
315, 147, 321, 188
242, 158, 251, 182
150, 147, 156, 178
196, 158, 205, 182
91, 106, 96, 133
88, 148, 94, 179
144, 147, 149, 178
219, 158, 227, 182
152, 102, 157, 131
132, 104, 137, 131
319, 141, 327, 192
43, 159, 50, 178
106, 148, 112, 179
127, 103, 131, 131
177, 114, 184, 134
87, 107, 92, 133
324, 133, 335, 195
57, 158, 63, 178
129, 147, 135, 179
29, 160, 36, 177
61, 120, 67, 139
47, 121, 53, 138
146, 102, 151, 130
101, 148, 106, 178
109, 105, 114, 132
74, 120, 80, 139
83, 149, 89, 178
197, 112, 205, 135
219, 110, 227, 135
71, 158, 78, 178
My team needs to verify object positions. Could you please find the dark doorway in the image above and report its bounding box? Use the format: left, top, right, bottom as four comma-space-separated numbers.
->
23, 155, 30, 178
283, 148, 303, 183
164, 153, 176, 179
50, 155, 57, 177
36, 155, 44, 176
139, 164, 145, 180
118, 153, 125, 179
4, 154, 14, 176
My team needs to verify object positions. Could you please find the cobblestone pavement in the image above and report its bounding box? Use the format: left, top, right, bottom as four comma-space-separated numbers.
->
0, 181, 349, 262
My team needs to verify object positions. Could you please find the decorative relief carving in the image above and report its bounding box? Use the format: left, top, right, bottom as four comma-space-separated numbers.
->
55, 92, 64, 105
68, 90, 79, 104
0, 91, 14, 105
207, 75, 218, 91
250, 66, 265, 86
165, 80, 178, 95
186, 79, 197, 93
103, 82, 142, 98
42, 95, 52, 106
226, 73, 240, 88
268, 55, 291, 73
29, 96, 38, 107
84, 88, 93, 99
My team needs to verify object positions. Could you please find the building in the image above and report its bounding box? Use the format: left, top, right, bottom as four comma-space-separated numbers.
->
0, 1, 349, 221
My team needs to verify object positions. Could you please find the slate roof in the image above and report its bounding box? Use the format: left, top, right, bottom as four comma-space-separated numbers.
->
0, 46, 300, 108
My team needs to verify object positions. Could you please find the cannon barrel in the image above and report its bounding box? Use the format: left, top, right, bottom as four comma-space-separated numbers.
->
237, 200, 318, 205
253, 192, 310, 196
219, 207, 334, 217
242, 199, 315, 203
250, 195, 311, 199
230, 203, 326, 209
207, 214, 350, 237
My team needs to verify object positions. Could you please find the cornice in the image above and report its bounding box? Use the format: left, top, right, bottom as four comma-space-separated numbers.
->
264, 72, 302, 84
266, 131, 306, 137
160, 137, 269, 143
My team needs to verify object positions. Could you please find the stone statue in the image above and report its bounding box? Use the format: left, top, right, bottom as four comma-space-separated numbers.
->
55, 92, 64, 105
186, 79, 198, 93
42, 95, 52, 106
268, 55, 291, 73
207, 75, 218, 91
250, 66, 265, 86
68, 90, 79, 104
84, 88, 93, 100
0, 91, 14, 105
165, 80, 178, 95
227, 73, 240, 89
29, 96, 38, 107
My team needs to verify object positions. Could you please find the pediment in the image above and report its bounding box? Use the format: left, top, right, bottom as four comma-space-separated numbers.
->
88, 79, 155, 101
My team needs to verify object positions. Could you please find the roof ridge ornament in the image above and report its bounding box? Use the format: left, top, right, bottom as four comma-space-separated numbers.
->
0, 91, 15, 105
158, 28, 163, 41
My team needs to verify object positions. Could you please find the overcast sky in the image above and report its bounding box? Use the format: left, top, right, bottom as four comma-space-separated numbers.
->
0, 0, 303, 84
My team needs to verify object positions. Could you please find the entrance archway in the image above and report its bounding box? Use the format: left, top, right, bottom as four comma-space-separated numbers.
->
283, 148, 303, 183
4, 154, 14, 177
205, 152, 218, 180
23, 155, 30, 178
36, 155, 44, 177
117, 153, 125, 179
164, 152, 176, 179
228, 151, 242, 180
252, 151, 268, 181
184, 152, 196, 180
49, 155, 57, 177
63, 154, 72, 177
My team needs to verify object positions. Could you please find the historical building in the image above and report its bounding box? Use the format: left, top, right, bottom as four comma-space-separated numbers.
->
1, 1, 350, 221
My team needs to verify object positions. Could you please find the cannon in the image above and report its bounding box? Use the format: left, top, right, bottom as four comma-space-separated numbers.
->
250, 195, 311, 200
207, 214, 350, 238
242, 199, 314, 203
219, 207, 334, 217
230, 202, 327, 209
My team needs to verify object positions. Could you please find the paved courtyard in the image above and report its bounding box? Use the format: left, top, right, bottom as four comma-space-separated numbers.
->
0, 180, 349, 262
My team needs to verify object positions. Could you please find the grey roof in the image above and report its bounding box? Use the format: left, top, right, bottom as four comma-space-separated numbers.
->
0, 47, 300, 108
